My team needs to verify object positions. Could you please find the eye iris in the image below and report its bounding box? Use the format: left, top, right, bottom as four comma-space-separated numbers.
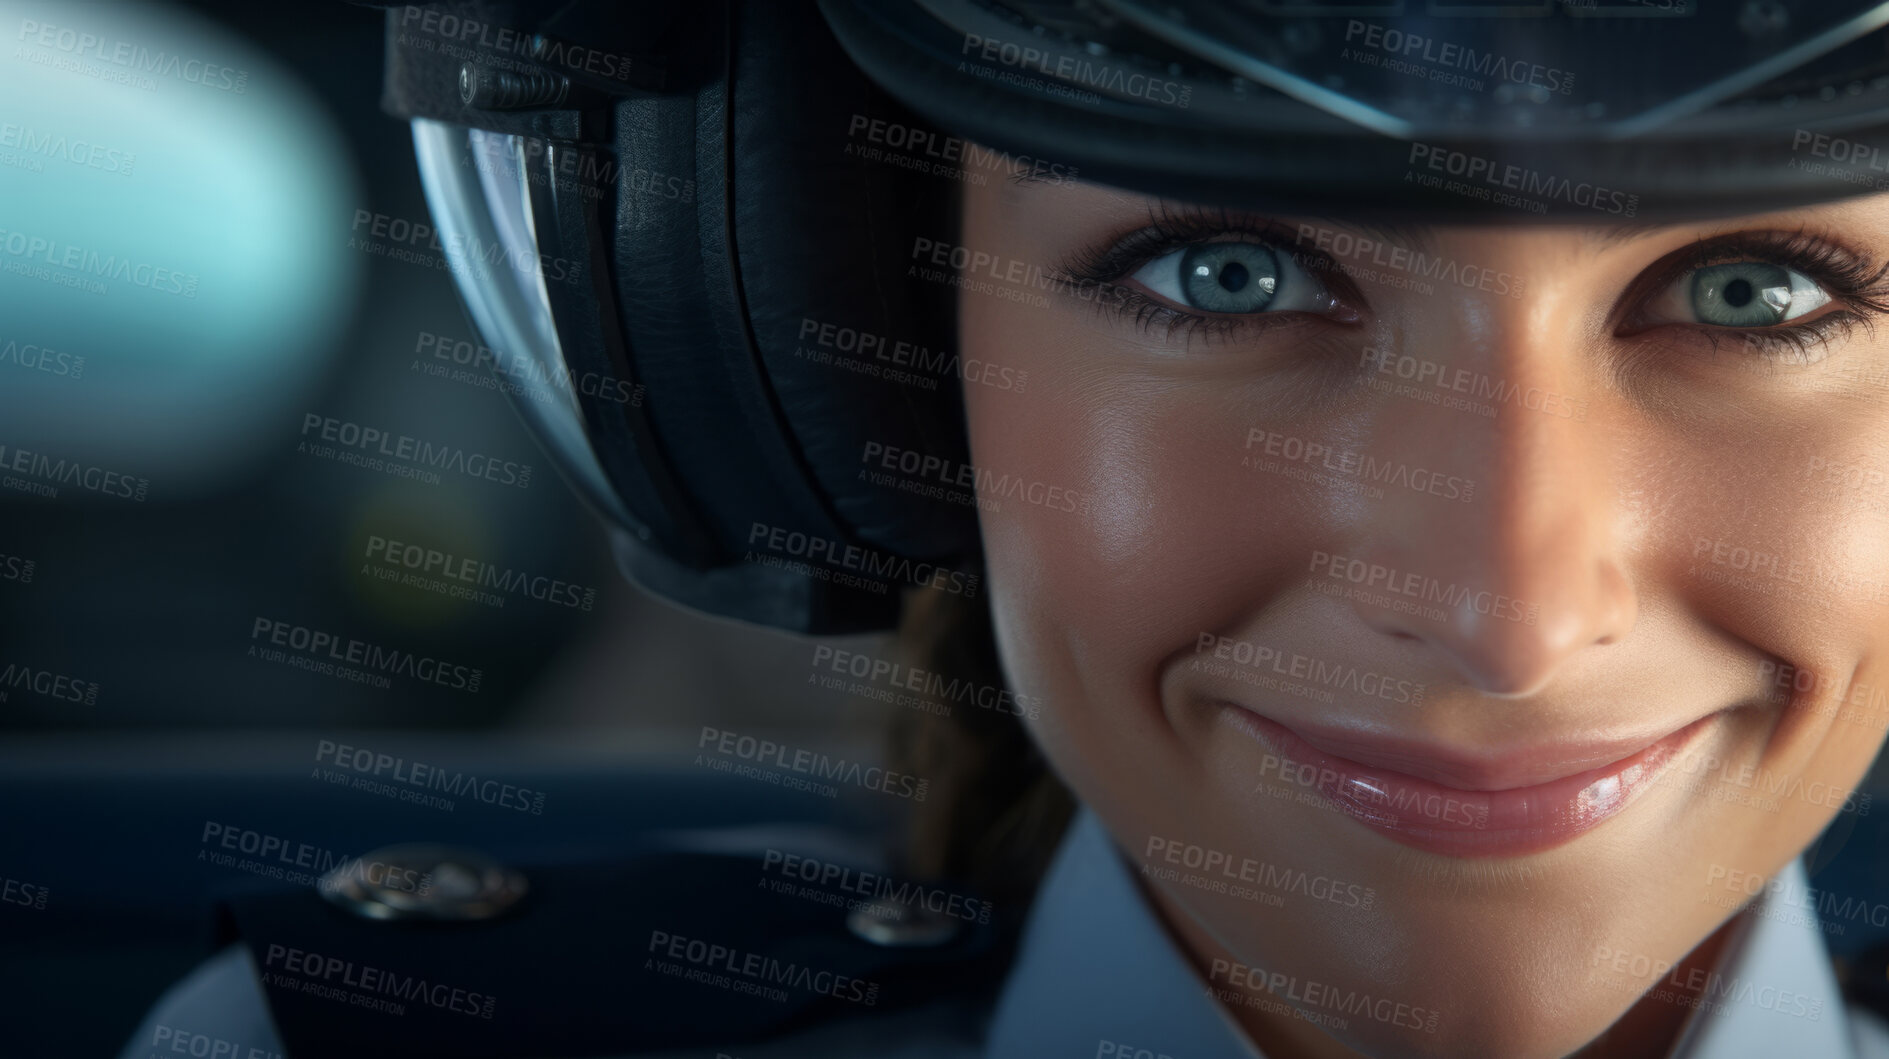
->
1179, 244, 1278, 313
1691, 263, 1791, 327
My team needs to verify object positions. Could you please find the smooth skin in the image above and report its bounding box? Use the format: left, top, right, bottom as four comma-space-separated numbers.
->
955, 173, 1889, 1058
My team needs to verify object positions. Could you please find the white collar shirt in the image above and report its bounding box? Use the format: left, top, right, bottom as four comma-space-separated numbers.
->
986, 809, 1877, 1059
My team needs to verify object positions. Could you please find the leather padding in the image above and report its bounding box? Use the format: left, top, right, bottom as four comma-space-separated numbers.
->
724, 0, 975, 560
384, 0, 978, 631
595, 0, 978, 630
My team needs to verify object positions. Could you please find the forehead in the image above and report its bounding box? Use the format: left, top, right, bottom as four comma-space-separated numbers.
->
986, 175, 1889, 256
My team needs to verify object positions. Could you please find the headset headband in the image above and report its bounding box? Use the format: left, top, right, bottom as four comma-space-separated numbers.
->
373, 0, 1889, 633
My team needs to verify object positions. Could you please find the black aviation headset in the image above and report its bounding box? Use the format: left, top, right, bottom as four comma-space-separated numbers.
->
359, 0, 1889, 634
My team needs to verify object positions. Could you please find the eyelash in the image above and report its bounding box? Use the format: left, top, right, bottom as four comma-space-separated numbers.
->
1052, 204, 1356, 344
1621, 229, 1889, 366
1053, 209, 1889, 365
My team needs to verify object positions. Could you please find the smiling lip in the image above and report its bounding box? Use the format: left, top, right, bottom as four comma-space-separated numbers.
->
1220, 705, 1716, 858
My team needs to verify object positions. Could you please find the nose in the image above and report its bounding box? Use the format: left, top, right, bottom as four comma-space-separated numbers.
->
1338, 329, 1637, 697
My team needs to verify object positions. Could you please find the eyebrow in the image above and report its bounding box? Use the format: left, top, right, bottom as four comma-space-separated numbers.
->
1296, 217, 1686, 254
1308, 218, 1680, 252
1003, 171, 1441, 250
1304, 216, 1435, 253
1584, 221, 1677, 249
1002, 170, 1695, 251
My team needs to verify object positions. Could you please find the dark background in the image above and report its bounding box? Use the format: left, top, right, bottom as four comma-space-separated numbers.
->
2, 2, 1887, 1056
0, 2, 898, 1054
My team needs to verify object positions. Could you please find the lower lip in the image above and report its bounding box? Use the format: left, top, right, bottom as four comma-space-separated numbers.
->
1222, 707, 1714, 858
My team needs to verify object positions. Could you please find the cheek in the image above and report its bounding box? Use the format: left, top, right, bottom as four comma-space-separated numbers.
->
1614, 361, 1889, 655
950, 215, 1889, 1056
1655, 419, 1889, 780
957, 294, 1342, 792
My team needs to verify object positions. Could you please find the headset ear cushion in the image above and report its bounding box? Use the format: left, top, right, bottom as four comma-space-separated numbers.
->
719, 0, 978, 560
594, 0, 979, 632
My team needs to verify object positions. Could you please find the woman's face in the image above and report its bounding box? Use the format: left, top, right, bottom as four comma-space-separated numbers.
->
956, 175, 1889, 1057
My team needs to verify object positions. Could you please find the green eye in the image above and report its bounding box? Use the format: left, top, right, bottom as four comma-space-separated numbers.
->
1132, 241, 1338, 316
1178, 244, 1279, 313
1692, 263, 1792, 326
1649, 261, 1832, 328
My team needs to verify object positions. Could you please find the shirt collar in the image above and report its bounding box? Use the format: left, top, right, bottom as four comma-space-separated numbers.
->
1667, 856, 1855, 1059
986, 809, 1853, 1059
984, 810, 1265, 1059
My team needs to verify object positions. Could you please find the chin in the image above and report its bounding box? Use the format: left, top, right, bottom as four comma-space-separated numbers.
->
1075, 725, 1765, 1059
1152, 862, 1691, 1059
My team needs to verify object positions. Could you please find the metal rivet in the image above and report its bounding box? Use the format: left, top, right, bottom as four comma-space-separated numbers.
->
460, 63, 569, 110
846, 902, 961, 948
320, 843, 528, 922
